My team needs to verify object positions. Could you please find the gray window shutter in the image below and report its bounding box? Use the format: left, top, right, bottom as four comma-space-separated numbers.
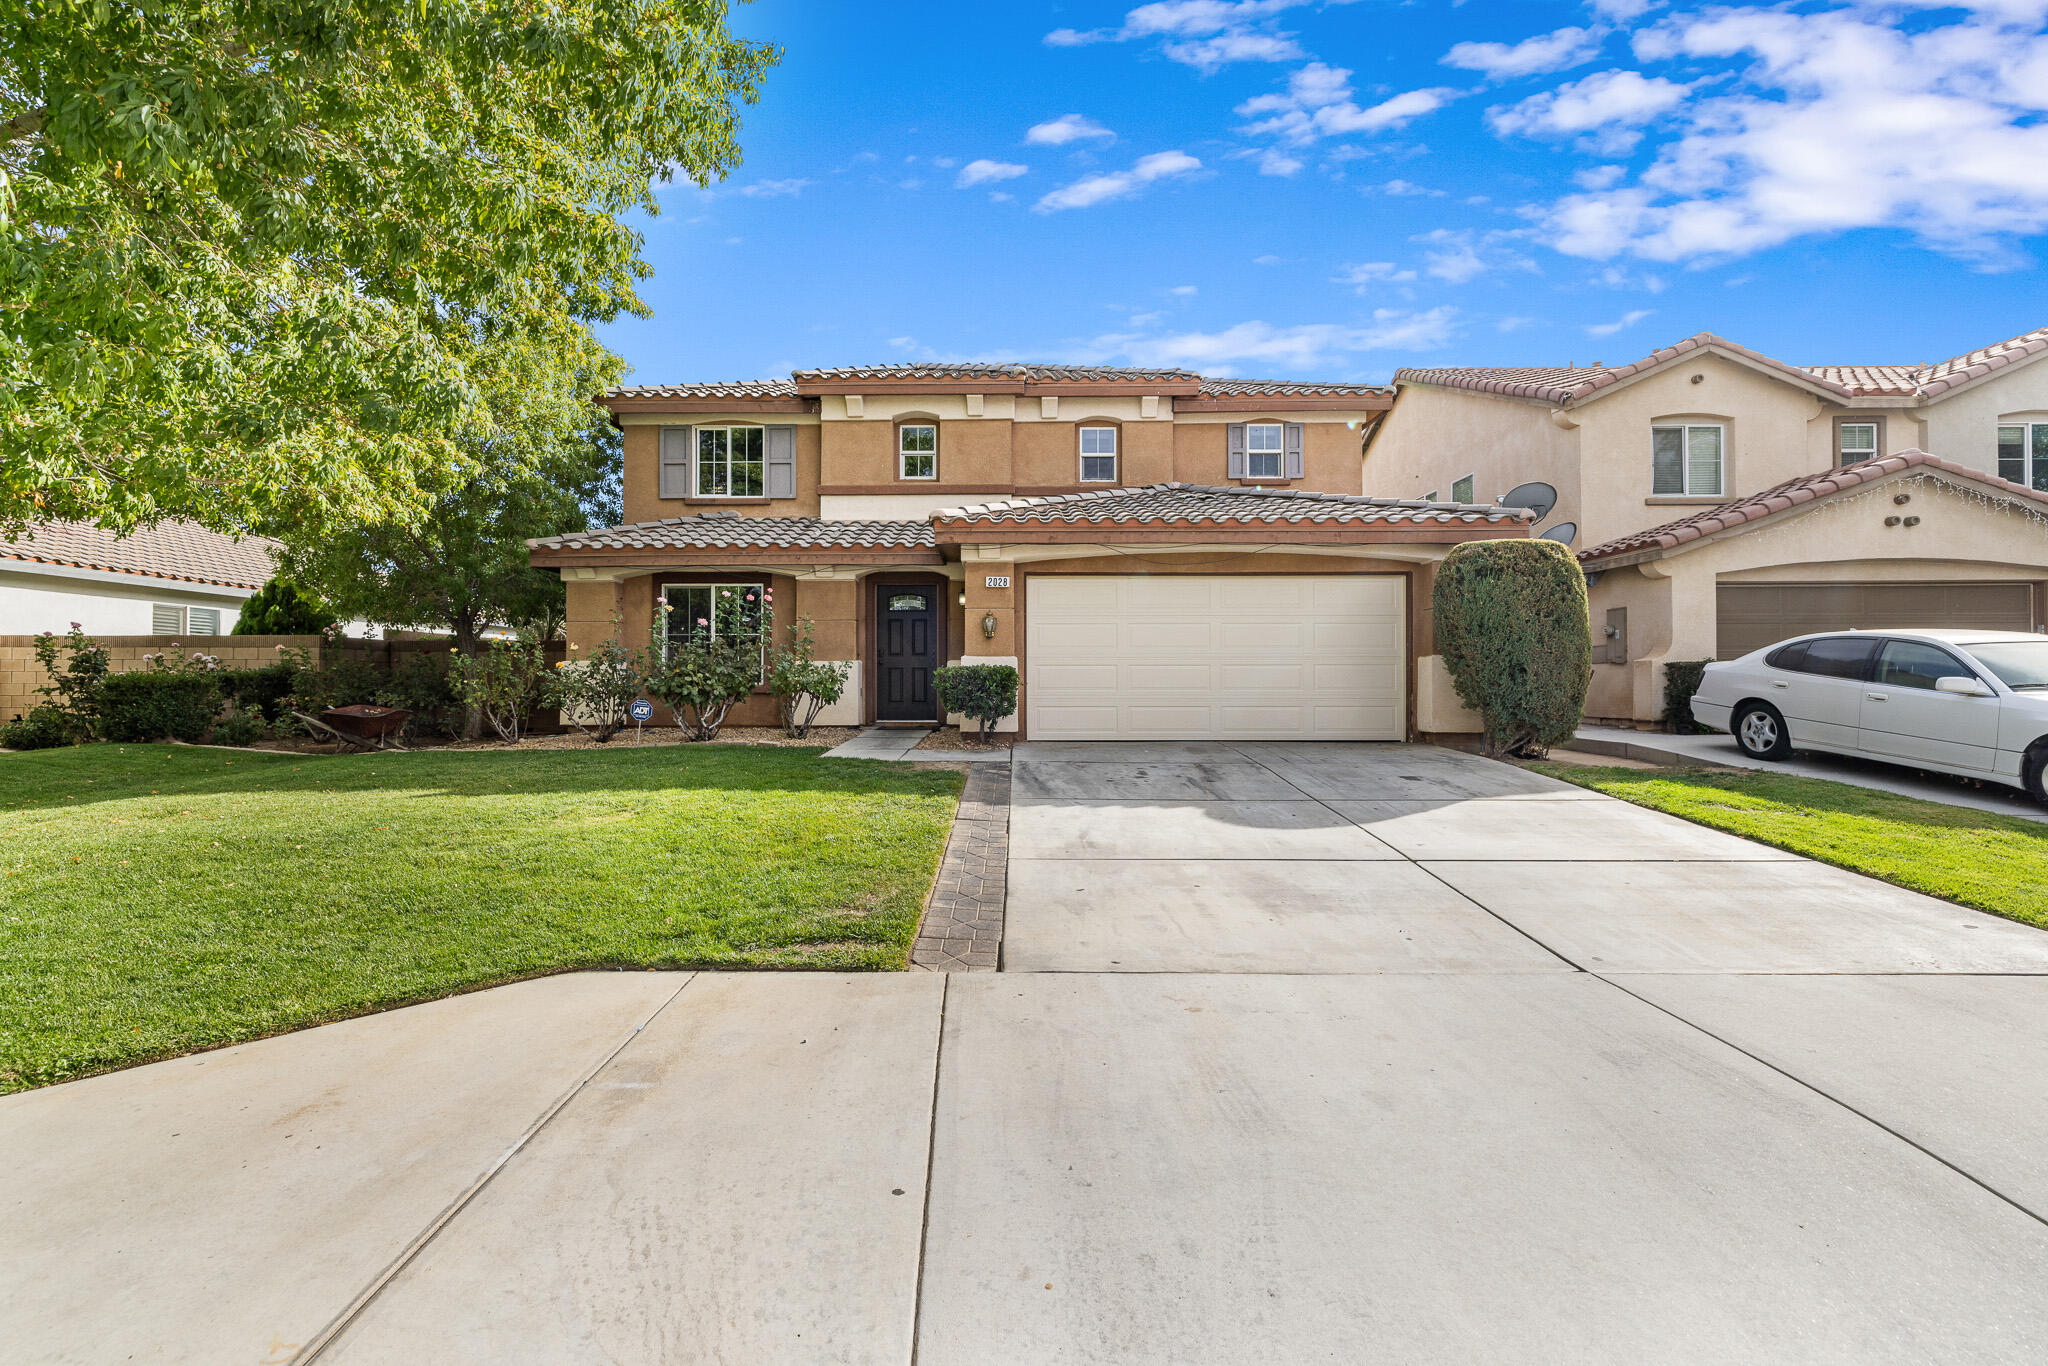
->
765, 425, 797, 500
660, 427, 692, 500
1284, 423, 1305, 479
1227, 423, 1246, 479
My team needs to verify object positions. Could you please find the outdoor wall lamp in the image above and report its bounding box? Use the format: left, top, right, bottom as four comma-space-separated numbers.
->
981, 611, 999, 639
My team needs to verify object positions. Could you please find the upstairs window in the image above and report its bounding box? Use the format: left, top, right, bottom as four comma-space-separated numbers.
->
1450, 474, 1475, 504
1652, 424, 1723, 497
1999, 423, 2048, 491
1079, 426, 1118, 482
1246, 422, 1285, 479
1836, 420, 1879, 467
697, 426, 764, 498
899, 424, 938, 480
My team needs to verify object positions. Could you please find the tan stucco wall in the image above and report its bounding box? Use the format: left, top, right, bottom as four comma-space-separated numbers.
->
1169, 420, 1362, 491
622, 420, 823, 523
1586, 469, 2048, 721
1921, 350, 2048, 477
1366, 384, 1581, 537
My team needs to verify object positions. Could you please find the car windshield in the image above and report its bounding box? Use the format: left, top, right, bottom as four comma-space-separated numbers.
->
1965, 641, 2048, 689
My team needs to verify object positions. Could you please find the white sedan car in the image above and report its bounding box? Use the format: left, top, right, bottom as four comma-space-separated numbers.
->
1691, 628, 2048, 803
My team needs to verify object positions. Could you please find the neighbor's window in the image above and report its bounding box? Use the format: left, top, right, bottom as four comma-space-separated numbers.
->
1451, 474, 1475, 504
151, 604, 184, 634
899, 424, 937, 480
1998, 423, 2048, 491
1652, 424, 1724, 496
662, 582, 767, 674
1079, 426, 1118, 482
187, 607, 221, 635
697, 426, 765, 498
1246, 422, 1285, 479
1837, 421, 1879, 467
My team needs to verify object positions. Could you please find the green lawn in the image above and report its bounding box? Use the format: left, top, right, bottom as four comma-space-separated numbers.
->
1532, 763, 2048, 930
0, 743, 962, 1092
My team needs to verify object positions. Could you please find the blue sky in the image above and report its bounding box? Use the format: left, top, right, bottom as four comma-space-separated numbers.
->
597, 0, 2048, 386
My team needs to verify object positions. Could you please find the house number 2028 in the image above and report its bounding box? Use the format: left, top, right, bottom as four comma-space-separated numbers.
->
983, 575, 1011, 588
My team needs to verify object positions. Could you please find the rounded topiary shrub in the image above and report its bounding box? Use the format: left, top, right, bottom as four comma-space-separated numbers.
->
1433, 538, 1591, 757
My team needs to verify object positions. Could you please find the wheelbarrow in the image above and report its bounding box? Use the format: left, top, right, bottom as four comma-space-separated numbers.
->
293, 704, 412, 753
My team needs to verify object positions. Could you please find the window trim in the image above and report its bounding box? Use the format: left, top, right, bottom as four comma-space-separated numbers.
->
1651, 422, 1726, 498
1077, 423, 1119, 483
1833, 416, 1884, 467
898, 421, 939, 481
1998, 421, 2048, 492
694, 424, 767, 500
659, 580, 769, 676
1244, 421, 1286, 480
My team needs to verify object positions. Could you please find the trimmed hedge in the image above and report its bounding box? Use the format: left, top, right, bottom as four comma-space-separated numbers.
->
96, 672, 222, 743
1661, 659, 1716, 734
1434, 538, 1591, 756
933, 663, 1019, 739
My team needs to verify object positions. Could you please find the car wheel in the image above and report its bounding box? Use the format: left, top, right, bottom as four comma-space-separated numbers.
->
1733, 702, 1792, 761
2025, 743, 2048, 806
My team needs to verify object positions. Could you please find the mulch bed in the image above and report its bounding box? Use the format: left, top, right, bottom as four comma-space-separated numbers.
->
239, 726, 862, 755
915, 728, 1015, 753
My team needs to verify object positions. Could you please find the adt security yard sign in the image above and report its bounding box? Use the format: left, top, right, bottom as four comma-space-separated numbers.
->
629, 698, 654, 742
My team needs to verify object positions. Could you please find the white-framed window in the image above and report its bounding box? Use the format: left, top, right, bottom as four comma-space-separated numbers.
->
1998, 423, 2048, 491
1836, 420, 1879, 467
150, 604, 221, 635
661, 582, 767, 674
1423, 490, 1438, 502
1450, 474, 1475, 504
696, 426, 765, 498
1652, 423, 1724, 496
899, 423, 937, 480
1245, 422, 1285, 479
1079, 425, 1118, 482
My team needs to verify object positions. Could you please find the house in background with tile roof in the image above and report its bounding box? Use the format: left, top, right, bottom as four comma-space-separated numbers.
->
1, 519, 279, 638
532, 363, 1531, 739
1366, 326, 2048, 723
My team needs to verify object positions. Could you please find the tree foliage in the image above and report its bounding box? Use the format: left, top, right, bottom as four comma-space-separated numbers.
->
1433, 539, 1591, 757
231, 578, 337, 635
0, 0, 775, 538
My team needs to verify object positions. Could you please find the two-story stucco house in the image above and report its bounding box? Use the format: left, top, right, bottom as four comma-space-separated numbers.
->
1367, 327, 2048, 723
528, 363, 1533, 740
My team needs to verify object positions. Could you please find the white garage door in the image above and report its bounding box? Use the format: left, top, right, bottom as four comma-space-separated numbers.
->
1026, 575, 1406, 740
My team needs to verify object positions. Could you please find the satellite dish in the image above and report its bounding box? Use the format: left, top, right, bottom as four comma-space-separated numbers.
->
1539, 521, 1578, 545
1501, 482, 1558, 519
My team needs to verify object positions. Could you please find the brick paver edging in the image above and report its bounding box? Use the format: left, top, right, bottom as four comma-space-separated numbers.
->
911, 766, 1009, 971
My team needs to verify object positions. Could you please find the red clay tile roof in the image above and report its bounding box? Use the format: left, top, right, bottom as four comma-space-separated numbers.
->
791, 363, 1199, 384
1576, 452, 2048, 566
602, 380, 801, 400
1398, 325, 2048, 407
529, 513, 936, 554
1196, 377, 1390, 397
933, 483, 1531, 527
0, 519, 277, 590
602, 366, 1392, 403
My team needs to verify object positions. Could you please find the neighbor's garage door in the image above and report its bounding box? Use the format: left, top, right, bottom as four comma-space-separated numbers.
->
1026, 575, 1406, 740
1717, 582, 2036, 658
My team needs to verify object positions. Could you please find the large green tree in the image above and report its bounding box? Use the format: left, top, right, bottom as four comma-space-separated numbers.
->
0, 0, 773, 538
277, 331, 622, 654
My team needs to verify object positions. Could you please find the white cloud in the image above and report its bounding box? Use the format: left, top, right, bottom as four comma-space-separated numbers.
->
1574, 163, 1627, 190
1586, 308, 1652, 336
1335, 261, 1419, 289
1026, 114, 1116, 146
1488, 70, 1691, 154
1531, 5, 2048, 264
1587, 0, 1658, 20
1444, 26, 1606, 81
1253, 253, 1287, 265
1257, 149, 1304, 176
1372, 178, 1446, 197
1035, 150, 1203, 212
1045, 0, 1309, 70
957, 159, 1028, 188
1241, 66, 1463, 146
1169, 284, 1200, 296
733, 178, 810, 198
1081, 309, 1458, 373
1409, 227, 1535, 284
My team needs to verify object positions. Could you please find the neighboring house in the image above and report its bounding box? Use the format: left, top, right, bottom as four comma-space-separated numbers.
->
0, 519, 277, 637
529, 363, 1531, 740
1369, 326, 2048, 724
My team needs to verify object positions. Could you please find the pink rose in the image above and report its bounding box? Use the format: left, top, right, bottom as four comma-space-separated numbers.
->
697, 617, 708, 626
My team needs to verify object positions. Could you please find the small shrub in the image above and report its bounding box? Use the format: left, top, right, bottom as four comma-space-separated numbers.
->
1, 704, 81, 750
31, 625, 111, 731
1662, 659, 1716, 734
932, 663, 1019, 740
644, 600, 760, 742
1433, 539, 1591, 757
552, 623, 646, 744
287, 654, 388, 715
98, 670, 222, 743
209, 709, 271, 747
378, 651, 462, 738
449, 636, 553, 742
767, 616, 850, 738
218, 661, 299, 722
231, 578, 338, 635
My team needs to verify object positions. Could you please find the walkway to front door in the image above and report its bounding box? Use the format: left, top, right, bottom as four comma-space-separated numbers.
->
875, 582, 938, 722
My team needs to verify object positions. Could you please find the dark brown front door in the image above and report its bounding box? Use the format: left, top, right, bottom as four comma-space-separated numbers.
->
877, 584, 939, 721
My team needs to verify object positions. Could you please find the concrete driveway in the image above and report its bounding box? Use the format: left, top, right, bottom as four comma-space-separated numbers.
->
9, 743, 2048, 1363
